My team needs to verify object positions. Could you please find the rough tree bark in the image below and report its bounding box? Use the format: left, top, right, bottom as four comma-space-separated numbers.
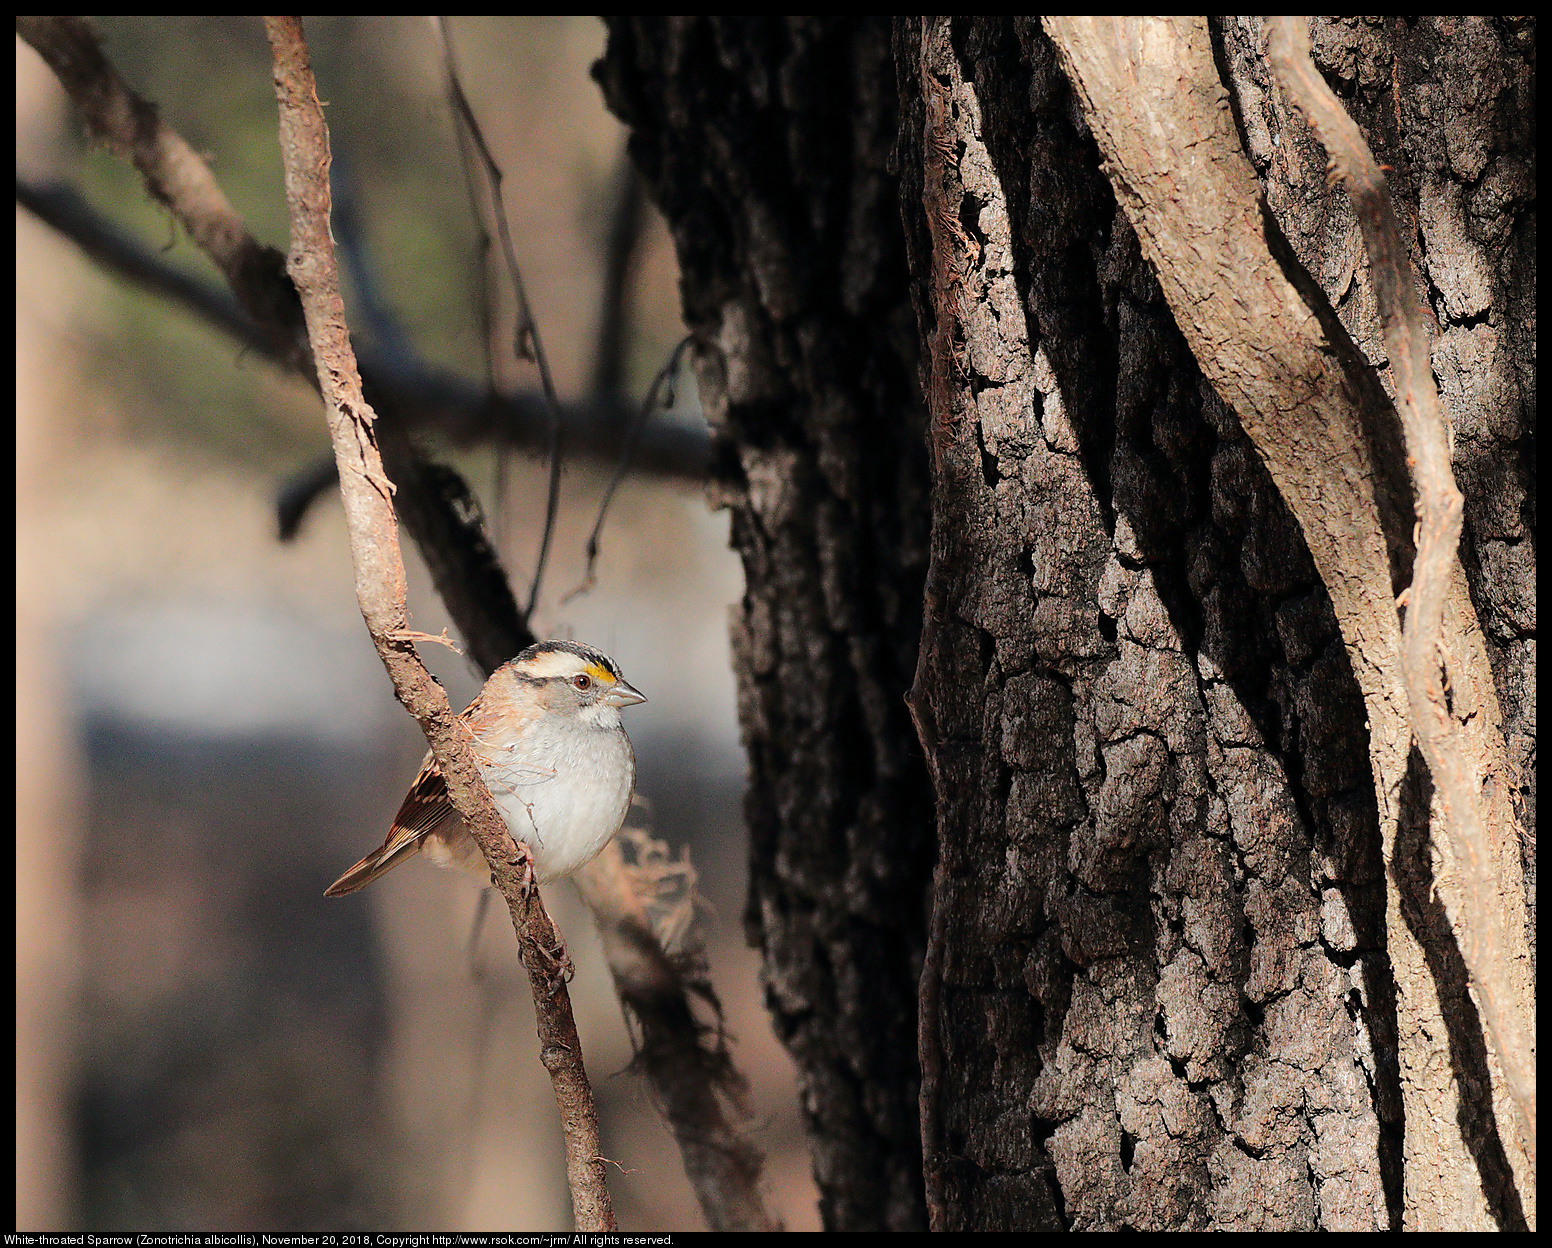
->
601, 15, 1534, 1230
598, 18, 936, 1231
1217, 21, 1538, 1173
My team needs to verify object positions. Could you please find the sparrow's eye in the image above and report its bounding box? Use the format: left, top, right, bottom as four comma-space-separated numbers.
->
573, 673, 592, 691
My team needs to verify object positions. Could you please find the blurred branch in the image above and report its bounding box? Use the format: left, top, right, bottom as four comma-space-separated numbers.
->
566, 335, 692, 604
371, 432, 529, 673
14, 13, 532, 673
576, 826, 781, 1232
264, 15, 615, 1230
330, 153, 417, 369
12, 176, 711, 485
15, 16, 308, 367
275, 451, 342, 540
16, 176, 273, 358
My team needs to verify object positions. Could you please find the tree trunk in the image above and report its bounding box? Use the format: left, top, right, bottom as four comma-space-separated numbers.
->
601, 15, 1535, 1231
598, 18, 935, 1231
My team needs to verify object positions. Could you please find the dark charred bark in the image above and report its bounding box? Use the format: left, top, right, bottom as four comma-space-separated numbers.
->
597, 18, 935, 1231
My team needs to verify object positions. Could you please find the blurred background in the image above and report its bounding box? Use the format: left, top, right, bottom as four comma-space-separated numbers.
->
16, 17, 819, 1231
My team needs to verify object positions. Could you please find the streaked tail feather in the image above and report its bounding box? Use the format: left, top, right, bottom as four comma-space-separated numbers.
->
323, 838, 421, 897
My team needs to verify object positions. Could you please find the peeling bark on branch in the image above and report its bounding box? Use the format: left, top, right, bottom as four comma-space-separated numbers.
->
906, 17, 1369, 1228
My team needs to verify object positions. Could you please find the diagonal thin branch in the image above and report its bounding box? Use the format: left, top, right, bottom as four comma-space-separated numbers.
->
1267, 14, 1536, 1171
264, 15, 615, 1230
565, 334, 692, 605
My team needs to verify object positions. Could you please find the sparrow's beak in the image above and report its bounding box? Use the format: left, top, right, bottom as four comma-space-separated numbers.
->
605, 679, 647, 708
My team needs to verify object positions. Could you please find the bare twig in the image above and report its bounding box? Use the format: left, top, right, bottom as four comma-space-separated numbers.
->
1267, 14, 1536, 1167
445, 77, 500, 402
264, 16, 615, 1230
386, 626, 464, 654
438, 25, 505, 553
564, 334, 692, 604
433, 16, 565, 619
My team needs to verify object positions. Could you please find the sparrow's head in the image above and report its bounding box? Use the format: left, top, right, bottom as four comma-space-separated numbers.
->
505, 639, 646, 724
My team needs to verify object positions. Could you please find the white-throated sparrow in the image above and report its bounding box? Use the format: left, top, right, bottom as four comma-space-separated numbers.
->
325, 639, 646, 898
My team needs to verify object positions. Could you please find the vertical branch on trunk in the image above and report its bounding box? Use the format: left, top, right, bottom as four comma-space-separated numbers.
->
1045, 15, 1535, 1221
264, 17, 615, 1232
1267, 14, 1536, 1173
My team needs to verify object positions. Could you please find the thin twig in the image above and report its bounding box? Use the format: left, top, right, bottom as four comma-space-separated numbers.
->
432, 16, 566, 619
1267, 14, 1536, 1171
439, 32, 507, 556
386, 627, 464, 654
444, 65, 500, 402
264, 16, 615, 1230
564, 334, 692, 604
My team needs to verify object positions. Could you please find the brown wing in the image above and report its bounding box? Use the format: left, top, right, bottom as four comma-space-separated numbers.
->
323, 749, 458, 897
323, 680, 543, 898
